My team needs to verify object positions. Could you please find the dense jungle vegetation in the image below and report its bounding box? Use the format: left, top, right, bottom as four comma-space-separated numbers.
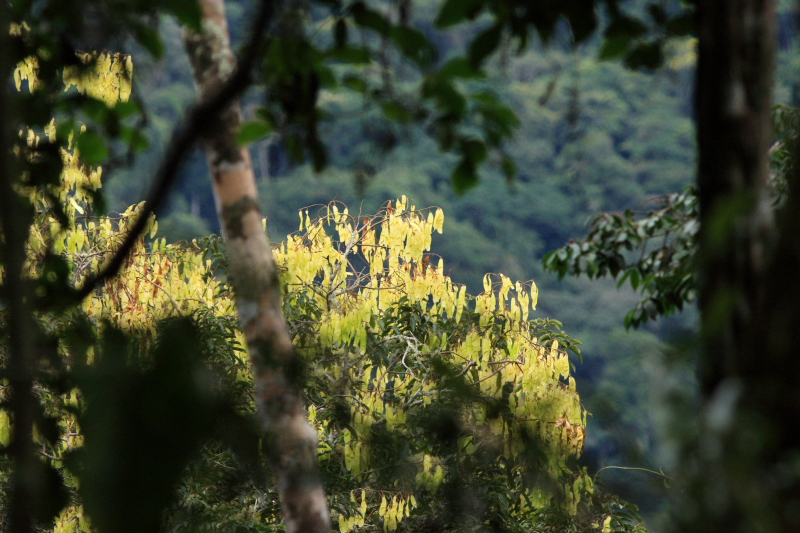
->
2, 0, 799, 532
95, 1, 797, 529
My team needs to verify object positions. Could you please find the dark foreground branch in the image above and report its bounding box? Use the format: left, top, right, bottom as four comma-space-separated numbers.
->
1, 5, 43, 533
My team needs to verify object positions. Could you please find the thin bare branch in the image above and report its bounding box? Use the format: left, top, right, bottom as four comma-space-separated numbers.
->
73, 0, 281, 303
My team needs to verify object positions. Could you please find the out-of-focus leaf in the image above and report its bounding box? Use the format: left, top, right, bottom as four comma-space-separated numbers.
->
113, 100, 141, 119
67, 320, 223, 533
334, 18, 348, 48
237, 121, 272, 146
451, 159, 478, 194
468, 24, 503, 67
32, 462, 69, 525
648, 4, 667, 25
120, 126, 149, 153
565, 1, 599, 43
625, 41, 664, 70
76, 129, 109, 165
327, 46, 372, 64
600, 35, 632, 60
439, 57, 485, 79
665, 12, 694, 36
391, 26, 437, 68
435, 0, 485, 28
131, 23, 164, 59
381, 101, 413, 123
501, 156, 516, 180
351, 2, 391, 36
459, 138, 487, 165
422, 77, 466, 117
599, 16, 648, 60
162, 0, 202, 30
342, 74, 368, 93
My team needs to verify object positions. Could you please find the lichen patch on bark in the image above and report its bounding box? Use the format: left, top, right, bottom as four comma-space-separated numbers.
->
221, 196, 261, 239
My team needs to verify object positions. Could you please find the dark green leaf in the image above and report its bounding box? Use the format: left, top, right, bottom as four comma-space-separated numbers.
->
120, 126, 149, 153
131, 23, 164, 59
351, 2, 391, 36
327, 46, 372, 64
381, 101, 413, 123
422, 77, 466, 117
630, 269, 641, 290
33, 462, 69, 525
451, 159, 478, 194
565, 2, 599, 43
237, 121, 272, 146
471, 90, 500, 105
309, 136, 328, 172
113, 100, 141, 119
286, 135, 306, 165
665, 12, 694, 36
600, 15, 648, 60
439, 57, 485, 79
435, 0, 486, 27
342, 74, 368, 93
81, 99, 110, 123
459, 138, 488, 165
606, 15, 648, 40
475, 95, 520, 140
162, 0, 202, 30
391, 26, 437, 68
255, 108, 276, 129
648, 4, 667, 25
468, 24, 503, 68
76, 129, 109, 165
617, 270, 632, 288
68, 320, 221, 533
334, 18, 348, 48
599, 35, 633, 60
624, 41, 663, 70
501, 156, 516, 180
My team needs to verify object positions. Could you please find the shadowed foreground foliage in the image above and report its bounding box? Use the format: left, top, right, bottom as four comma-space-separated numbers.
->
1, 191, 648, 533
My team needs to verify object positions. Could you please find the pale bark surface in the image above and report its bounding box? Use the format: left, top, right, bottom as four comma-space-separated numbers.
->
184, 2, 330, 532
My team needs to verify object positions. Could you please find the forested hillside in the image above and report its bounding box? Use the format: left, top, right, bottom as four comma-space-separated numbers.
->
84, 1, 798, 529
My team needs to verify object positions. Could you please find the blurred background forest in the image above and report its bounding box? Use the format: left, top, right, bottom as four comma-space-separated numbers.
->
91, 0, 799, 530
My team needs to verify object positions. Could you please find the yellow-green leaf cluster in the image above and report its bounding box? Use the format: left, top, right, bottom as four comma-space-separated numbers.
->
54, 505, 93, 533
11, 43, 592, 523
6, 56, 247, 518
275, 196, 592, 529
63, 52, 133, 107
13, 40, 133, 106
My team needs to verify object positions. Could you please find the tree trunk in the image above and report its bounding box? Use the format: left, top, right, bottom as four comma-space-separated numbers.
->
692, 1, 800, 532
696, 0, 776, 393
183, 2, 330, 532
1, 6, 47, 532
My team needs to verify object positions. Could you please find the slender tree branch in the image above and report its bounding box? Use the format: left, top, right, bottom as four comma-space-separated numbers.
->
139, 275, 182, 313
74, 0, 280, 303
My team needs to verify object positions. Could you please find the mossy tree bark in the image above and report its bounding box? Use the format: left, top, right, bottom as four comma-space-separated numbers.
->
184, 2, 330, 532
